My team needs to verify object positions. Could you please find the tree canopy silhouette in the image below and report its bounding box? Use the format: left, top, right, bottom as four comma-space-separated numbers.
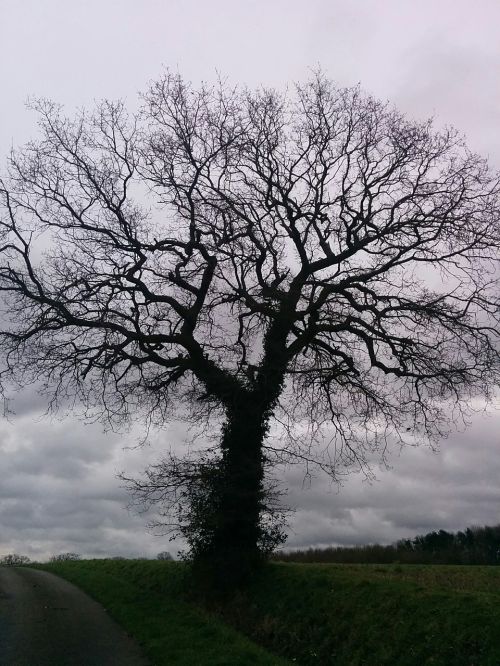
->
0, 73, 499, 583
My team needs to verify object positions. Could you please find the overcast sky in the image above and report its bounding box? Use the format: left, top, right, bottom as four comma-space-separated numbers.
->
0, 0, 499, 560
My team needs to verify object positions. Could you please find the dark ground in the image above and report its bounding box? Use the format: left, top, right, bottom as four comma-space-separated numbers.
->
0, 567, 148, 665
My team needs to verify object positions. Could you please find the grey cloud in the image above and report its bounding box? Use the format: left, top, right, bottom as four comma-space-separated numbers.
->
4, 385, 54, 417
0, 410, 172, 559
0, 416, 118, 482
282, 410, 500, 549
0, 393, 198, 559
393, 41, 500, 163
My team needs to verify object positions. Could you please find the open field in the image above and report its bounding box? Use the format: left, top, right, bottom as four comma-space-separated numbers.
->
38, 560, 500, 665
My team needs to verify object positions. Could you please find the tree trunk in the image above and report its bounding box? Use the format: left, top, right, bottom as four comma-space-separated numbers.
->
193, 305, 296, 590
201, 399, 267, 588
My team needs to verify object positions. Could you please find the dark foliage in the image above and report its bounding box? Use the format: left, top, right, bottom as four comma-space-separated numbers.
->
123, 452, 288, 587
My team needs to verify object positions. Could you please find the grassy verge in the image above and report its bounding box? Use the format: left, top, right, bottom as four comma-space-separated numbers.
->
37, 559, 290, 665
38, 560, 500, 665
220, 563, 500, 665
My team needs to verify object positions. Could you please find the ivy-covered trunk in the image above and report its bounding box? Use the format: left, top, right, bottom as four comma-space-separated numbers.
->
200, 399, 267, 588
193, 304, 296, 589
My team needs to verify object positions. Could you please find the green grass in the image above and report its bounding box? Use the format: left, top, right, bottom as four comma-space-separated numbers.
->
38, 560, 500, 665
232, 563, 500, 665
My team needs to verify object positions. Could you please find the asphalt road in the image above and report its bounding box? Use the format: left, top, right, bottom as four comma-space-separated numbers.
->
0, 567, 148, 665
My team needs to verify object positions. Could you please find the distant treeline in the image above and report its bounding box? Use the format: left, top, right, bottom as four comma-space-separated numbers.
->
274, 524, 500, 565
0, 551, 174, 565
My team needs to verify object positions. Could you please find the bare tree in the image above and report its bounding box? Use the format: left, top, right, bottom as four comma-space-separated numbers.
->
49, 553, 81, 562
0, 553, 30, 566
0, 73, 499, 583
